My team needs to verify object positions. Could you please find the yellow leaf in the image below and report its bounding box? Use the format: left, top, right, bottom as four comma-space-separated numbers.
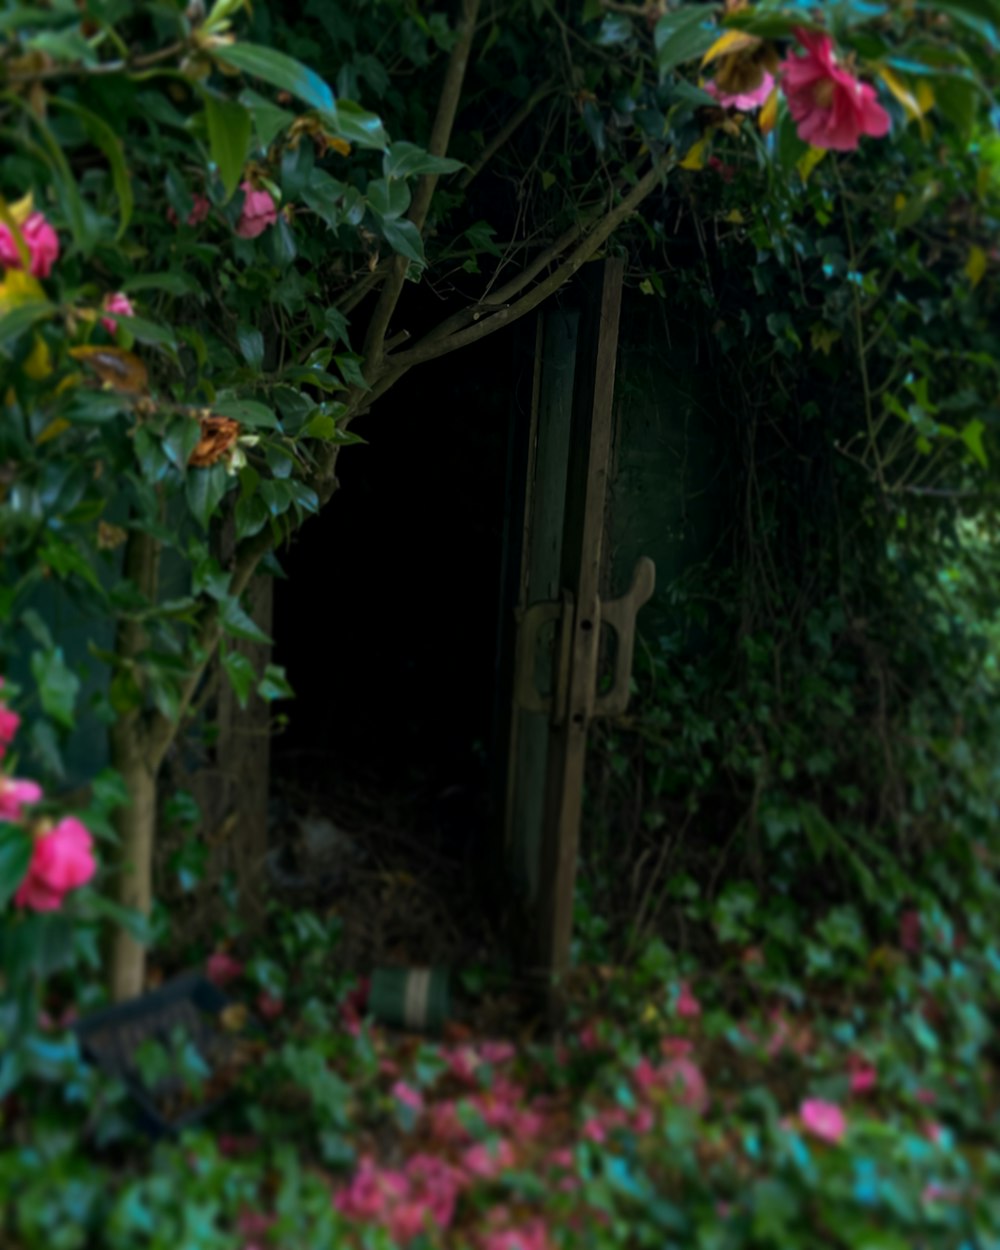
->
965, 244, 988, 289
893, 193, 907, 212
641, 1003, 660, 1026
876, 65, 922, 124
680, 137, 708, 171
810, 323, 841, 356
37, 417, 70, 445
0, 268, 44, 313
725, 209, 745, 224
797, 145, 827, 183
220, 1004, 249, 1033
55, 371, 82, 395
328, 136, 351, 157
916, 80, 935, 116
8, 192, 34, 226
69, 345, 148, 393
759, 86, 779, 135
701, 28, 760, 67
23, 334, 52, 380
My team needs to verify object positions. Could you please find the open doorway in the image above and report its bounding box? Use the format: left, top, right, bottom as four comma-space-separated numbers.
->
269, 331, 521, 961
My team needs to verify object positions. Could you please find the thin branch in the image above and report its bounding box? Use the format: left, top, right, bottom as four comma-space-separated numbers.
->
354, 156, 667, 416
458, 80, 557, 190
360, 0, 482, 380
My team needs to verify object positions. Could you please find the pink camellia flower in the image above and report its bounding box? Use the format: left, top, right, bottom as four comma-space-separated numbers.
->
462, 1139, 516, 1180
800, 1098, 847, 1144
0, 703, 20, 759
780, 30, 890, 151
0, 777, 42, 823
675, 980, 702, 1019
235, 182, 278, 239
847, 1053, 877, 1095
256, 991, 284, 1020
206, 950, 244, 986
706, 71, 775, 112
479, 1040, 516, 1066
101, 291, 135, 336
13, 816, 96, 911
0, 211, 60, 278
480, 1218, 551, 1250
392, 1081, 425, 1115
167, 193, 212, 227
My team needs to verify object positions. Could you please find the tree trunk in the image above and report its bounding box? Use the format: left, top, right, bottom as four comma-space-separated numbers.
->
109, 725, 157, 1001
108, 526, 159, 1002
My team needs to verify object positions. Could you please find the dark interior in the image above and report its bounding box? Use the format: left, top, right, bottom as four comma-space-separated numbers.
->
272, 331, 520, 813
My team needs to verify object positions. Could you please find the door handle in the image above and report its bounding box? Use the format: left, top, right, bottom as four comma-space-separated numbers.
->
593, 556, 655, 718
513, 558, 655, 722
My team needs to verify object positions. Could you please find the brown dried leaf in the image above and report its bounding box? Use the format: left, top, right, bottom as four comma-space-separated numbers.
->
68, 346, 149, 394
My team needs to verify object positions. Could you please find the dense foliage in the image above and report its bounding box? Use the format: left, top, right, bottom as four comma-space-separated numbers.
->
1, 0, 999, 1246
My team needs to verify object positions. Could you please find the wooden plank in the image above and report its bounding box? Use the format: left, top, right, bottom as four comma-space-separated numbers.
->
536, 257, 625, 990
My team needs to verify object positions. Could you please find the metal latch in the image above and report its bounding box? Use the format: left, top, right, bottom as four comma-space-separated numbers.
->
513, 557, 655, 723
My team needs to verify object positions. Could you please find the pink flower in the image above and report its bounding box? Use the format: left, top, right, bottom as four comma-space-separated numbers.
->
335, 1156, 408, 1221
392, 1081, 425, 1115
800, 1098, 847, 1144
662, 1057, 709, 1113
847, 1054, 877, 1095
0, 777, 42, 823
206, 951, 244, 986
406, 1154, 463, 1217
13, 816, 96, 911
167, 193, 211, 227
899, 908, 921, 953
581, 1117, 607, 1144
780, 30, 890, 151
0, 211, 60, 278
675, 981, 702, 1018
462, 1139, 516, 1179
706, 70, 775, 111
101, 291, 135, 335
256, 992, 283, 1020
480, 1218, 551, 1250
235, 183, 278, 239
480, 1040, 516, 1066
0, 703, 20, 759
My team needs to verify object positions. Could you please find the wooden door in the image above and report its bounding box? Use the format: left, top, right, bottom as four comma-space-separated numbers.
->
495, 257, 654, 997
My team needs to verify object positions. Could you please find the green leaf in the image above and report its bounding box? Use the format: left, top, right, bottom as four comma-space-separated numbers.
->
960, 418, 988, 467
367, 176, 411, 221
0, 825, 31, 911
655, 6, 721, 75
322, 305, 350, 347
50, 98, 134, 238
241, 88, 297, 148
12, 98, 90, 251
186, 463, 230, 529
334, 352, 369, 389
597, 13, 634, 45
204, 92, 252, 202
214, 397, 279, 428
123, 272, 201, 296
258, 664, 294, 702
0, 300, 53, 350
112, 315, 177, 347
212, 42, 335, 113
30, 648, 80, 730
223, 649, 256, 708
221, 596, 272, 645
237, 326, 265, 371
322, 99, 389, 150
915, 0, 999, 47
382, 141, 463, 179
302, 169, 346, 229
381, 217, 425, 265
